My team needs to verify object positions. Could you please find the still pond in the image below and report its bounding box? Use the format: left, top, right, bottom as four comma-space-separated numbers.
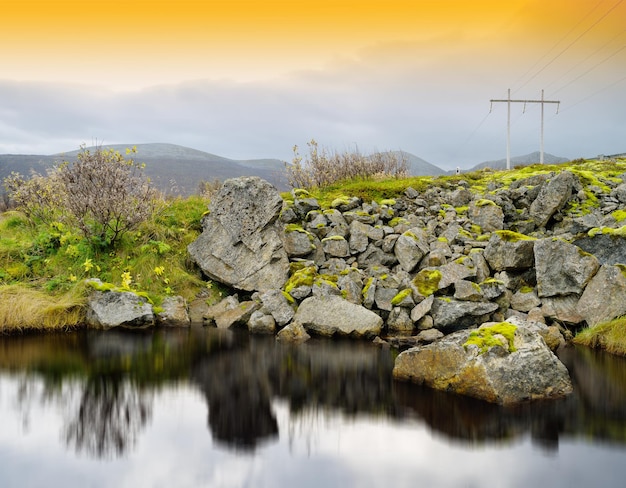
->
1, 327, 625, 487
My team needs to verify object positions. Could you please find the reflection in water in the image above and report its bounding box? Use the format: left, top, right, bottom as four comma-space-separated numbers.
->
1, 329, 626, 461
63, 376, 152, 458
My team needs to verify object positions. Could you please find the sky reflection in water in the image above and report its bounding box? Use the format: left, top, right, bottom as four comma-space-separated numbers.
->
0, 329, 625, 488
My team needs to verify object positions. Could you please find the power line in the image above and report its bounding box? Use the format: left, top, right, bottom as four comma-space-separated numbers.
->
512, 0, 608, 93
516, 0, 624, 92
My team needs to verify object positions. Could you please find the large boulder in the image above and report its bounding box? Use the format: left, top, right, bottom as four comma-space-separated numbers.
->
188, 177, 290, 292
468, 199, 504, 232
293, 296, 383, 338
529, 170, 576, 228
393, 319, 573, 404
577, 264, 626, 327
484, 231, 536, 271
573, 233, 626, 266
86, 290, 154, 329
534, 238, 599, 297
156, 296, 190, 326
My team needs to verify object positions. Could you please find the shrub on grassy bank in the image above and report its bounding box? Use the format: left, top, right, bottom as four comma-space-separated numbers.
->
286, 139, 408, 189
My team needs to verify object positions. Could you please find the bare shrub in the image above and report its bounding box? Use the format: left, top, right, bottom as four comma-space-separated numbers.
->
197, 178, 223, 200
2, 169, 63, 224
286, 139, 408, 189
57, 145, 158, 247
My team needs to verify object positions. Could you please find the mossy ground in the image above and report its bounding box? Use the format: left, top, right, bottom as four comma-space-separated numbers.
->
464, 322, 518, 354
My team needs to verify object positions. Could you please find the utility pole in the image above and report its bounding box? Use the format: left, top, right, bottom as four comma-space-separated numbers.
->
490, 89, 560, 169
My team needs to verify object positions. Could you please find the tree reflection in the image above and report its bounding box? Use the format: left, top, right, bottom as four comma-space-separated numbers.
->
63, 376, 152, 459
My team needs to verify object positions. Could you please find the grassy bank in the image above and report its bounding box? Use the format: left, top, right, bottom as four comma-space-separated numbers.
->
0, 195, 221, 333
574, 318, 626, 356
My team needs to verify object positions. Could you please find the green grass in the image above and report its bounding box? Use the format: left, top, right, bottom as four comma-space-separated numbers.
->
0, 195, 218, 332
574, 317, 626, 356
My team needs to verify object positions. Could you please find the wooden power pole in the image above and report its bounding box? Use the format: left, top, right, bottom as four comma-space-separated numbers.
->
490, 89, 560, 169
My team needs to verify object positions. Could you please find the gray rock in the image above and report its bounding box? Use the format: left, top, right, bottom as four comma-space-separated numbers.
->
375, 286, 399, 312
393, 320, 573, 404
541, 295, 584, 324
247, 310, 276, 334
276, 321, 310, 343
283, 227, 316, 257
510, 288, 541, 312
468, 199, 504, 232
484, 231, 536, 271
577, 264, 626, 327
437, 261, 477, 288
573, 233, 626, 266
534, 238, 599, 297
294, 296, 383, 338
188, 177, 289, 292
416, 328, 444, 343
454, 280, 484, 302
394, 228, 429, 272
156, 296, 190, 326
410, 294, 435, 322
259, 289, 295, 326
215, 301, 260, 329
430, 298, 499, 331
529, 171, 576, 228
86, 290, 154, 329
204, 295, 239, 324
322, 236, 350, 258
387, 307, 414, 335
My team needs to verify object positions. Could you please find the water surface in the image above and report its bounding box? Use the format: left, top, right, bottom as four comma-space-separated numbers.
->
1, 328, 625, 487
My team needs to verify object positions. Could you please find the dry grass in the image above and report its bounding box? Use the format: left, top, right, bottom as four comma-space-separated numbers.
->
574, 317, 626, 357
0, 284, 87, 333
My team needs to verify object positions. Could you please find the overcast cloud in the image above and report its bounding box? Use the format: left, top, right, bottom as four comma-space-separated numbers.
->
1, 36, 625, 170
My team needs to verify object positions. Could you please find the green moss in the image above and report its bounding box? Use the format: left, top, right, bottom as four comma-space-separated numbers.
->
519, 286, 535, 293
464, 322, 518, 354
391, 288, 412, 306
475, 199, 497, 207
293, 188, 310, 198
494, 230, 536, 242
284, 266, 316, 294
437, 236, 448, 243
611, 209, 626, 223
455, 206, 469, 214
285, 224, 307, 233
380, 198, 396, 206
389, 217, 409, 228
330, 196, 352, 208
588, 226, 626, 237
362, 277, 375, 297
476, 234, 491, 242
282, 291, 296, 304
321, 235, 346, 242
470, 224, 482, 235
412, 269, 442, 296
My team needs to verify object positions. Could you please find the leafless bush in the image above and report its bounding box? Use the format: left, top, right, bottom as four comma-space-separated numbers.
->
197, 178, 223, 200
2, 169, 63, 224
3, 145, 158, 247
57, 145, 158, 247
286, 139, 408, 189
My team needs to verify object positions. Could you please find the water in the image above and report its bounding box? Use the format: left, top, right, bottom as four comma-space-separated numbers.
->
1, 327, 625, 488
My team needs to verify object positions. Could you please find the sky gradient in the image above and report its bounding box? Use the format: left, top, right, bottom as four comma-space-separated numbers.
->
1, 0, 625, 169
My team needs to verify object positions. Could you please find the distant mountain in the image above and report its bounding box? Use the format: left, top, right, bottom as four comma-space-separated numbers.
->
1, 143, 288, 195
468, 151, 570, 172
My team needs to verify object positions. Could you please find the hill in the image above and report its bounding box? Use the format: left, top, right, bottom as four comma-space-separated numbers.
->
1, 144, 447, 195
0, 143, 288, 195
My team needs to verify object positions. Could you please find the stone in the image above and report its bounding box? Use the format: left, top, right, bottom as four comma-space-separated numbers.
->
416, 328, 443, 343
510, 288, 541, 312
454, 280, 484, 302
541, 295, 584, 324
410, 294, 435, 322
577, 264, 626, 327
387, 307, 414, 335
156, 296, 190, 326
468, 199, 504, 232
393, 320, 573, 404
322, 236, 350, 258
484, 230, 536, 271
259, 289, 295, 326
374, 287, 399, 312
394, 228, 429, 272
188, 177, 289, 292
430, 298, 499, 331
534, 238, 599, 298
293, 296, 383, 338
573, 233, 626, 266
204, 295, 239, 324
529, 170, 576, 228
247, 311, 276, 334
215, 301, 260, 329
437, 261, 477, 289
283, 227, 316, 257
276, 321, 311, 343
86, 290, 154, 329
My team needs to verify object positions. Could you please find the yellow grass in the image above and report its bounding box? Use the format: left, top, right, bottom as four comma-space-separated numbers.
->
574, 317, 626, 357
0, 284, 87, 333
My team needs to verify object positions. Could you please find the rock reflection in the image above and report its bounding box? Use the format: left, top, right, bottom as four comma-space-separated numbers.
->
64, 376, 152, 458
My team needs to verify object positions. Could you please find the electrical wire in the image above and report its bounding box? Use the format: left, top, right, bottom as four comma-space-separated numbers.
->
516, 0, 624, 92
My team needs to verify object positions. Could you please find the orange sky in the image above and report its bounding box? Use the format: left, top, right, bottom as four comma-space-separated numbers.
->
3, 0, 618, 89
